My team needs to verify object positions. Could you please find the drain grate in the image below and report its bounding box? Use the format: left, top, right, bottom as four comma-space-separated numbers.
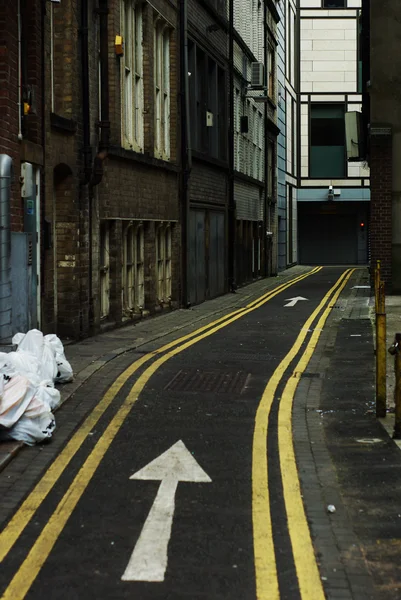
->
300, 372, 322, 379
164, 369, 249, 394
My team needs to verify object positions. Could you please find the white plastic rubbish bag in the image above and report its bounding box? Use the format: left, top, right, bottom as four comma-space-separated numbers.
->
0, 412, 56, 446
45, 334, 73, 383
12, 329, 58, 385
34, 383, 61, 412
0, 375, 38, 429
0, 351, 41, 384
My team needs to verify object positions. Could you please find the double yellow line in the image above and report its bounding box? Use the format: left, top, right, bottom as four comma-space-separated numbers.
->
0, 267, 321, 599
253, 268, 354, 600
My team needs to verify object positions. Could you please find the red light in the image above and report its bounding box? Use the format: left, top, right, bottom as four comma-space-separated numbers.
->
360, 222, 365, 228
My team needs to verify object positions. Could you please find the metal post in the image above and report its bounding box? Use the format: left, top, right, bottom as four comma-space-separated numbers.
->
0, 155, 13, 343
376, 280, 386, 418
389, 333, 401, 439
374, 259, 381, 313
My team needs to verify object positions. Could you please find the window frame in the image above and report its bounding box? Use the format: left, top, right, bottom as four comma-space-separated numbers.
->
121, 0, 144, 152
322, 0, 346, 7
156, 223, 172, 303
122, 222, 145, 312
154, 21, 171, 160
100, 222, 110, 319
309, 103, 346, 179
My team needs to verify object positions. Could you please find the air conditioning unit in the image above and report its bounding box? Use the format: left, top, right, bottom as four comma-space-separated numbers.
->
251, 62, 264, 88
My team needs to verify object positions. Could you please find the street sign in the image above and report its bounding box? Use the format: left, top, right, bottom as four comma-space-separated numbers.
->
122, 440, 211, 582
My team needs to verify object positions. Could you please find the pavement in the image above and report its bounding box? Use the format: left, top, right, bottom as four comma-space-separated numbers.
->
0, 265, 400, 599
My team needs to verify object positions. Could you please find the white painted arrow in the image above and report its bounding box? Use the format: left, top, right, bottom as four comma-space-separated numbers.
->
284, 296, 308, 307
121, 440, 211, 583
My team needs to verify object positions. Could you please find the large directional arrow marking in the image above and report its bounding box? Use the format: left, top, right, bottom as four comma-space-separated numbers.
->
284, 296, 308, 307
122, 440, 211, 582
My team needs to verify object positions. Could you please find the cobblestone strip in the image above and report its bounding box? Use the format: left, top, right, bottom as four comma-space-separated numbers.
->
293, 269, 375, 600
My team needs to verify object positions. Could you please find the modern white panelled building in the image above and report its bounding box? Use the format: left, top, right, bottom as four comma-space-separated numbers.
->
298, 0, 370, 265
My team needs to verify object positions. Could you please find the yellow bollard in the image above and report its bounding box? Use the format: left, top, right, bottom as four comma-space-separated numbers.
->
374, 260, 381, 314
376, 280, 387, 418
390, 333, 401, 439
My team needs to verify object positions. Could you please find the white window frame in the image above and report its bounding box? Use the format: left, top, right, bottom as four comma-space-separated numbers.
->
235, 88, 241, 171
252, 106, 258, 179
154, 22, 170, 160
267, 43, 274, 98
156, 223, 172, 303
122, 222, 145, 311
122, 0, 144, 152
259, 111, 264, 180
100, 222, 110, 318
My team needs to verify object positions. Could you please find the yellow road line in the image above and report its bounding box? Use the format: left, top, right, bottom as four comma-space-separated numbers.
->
279, 269, 354, 600
0, 267, 319, 565
1, 269, 321, 599
252, 268, 351, 600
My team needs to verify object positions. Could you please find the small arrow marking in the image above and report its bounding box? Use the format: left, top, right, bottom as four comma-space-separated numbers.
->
121, 440, 211, 583
284, 296, 308, 308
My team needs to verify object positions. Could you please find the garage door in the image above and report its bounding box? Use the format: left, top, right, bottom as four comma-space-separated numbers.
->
299, 213, 358, 265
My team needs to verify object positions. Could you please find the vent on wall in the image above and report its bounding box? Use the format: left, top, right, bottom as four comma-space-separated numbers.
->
251, 62, 264, 88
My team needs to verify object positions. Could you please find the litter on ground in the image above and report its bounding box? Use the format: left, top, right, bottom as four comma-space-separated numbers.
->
0, 330, 73, 446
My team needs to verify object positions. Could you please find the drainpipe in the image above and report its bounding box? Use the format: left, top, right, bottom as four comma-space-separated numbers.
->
17, 0, 22, 140
87, 0, 110, 328
97, 0, 110, 154
263, 0, 270, 277
89, 0, 110, 190
228, 0, 235, 291
81, 0, 92, 185
179, 0, 192, 307
0, 155, 13, 343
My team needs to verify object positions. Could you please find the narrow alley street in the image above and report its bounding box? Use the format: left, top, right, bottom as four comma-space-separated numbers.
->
0, 267, 400, 600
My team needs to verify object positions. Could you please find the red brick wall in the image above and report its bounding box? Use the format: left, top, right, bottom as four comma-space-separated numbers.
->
369, 132, 392, 288
0, 3, 22, 230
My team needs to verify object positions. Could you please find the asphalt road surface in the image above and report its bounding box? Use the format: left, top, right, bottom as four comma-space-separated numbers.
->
0, 267, 369, 600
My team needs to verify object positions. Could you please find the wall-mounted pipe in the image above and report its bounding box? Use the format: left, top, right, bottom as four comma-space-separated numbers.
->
179, 0, 191, 307
81, 0, 92, 184
0, 155, 13, 342
17, 0, 22, 140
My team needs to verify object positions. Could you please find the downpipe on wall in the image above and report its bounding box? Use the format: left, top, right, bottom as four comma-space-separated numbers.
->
228, 0, 236, 291
0, 155, 13, 343
179, 0, 192, 308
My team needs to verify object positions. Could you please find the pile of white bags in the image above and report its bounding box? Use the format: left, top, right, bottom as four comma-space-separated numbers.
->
0, 330, 73, 446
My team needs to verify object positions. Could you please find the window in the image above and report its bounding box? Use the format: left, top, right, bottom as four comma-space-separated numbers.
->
154, 23, 170, 159
323, 0, 346, 7
235, 88, 241, 171
100, 222, 110, 318
122, 223, 144, 312
188, 42, 227, 161
357, 12, 362, 93
267, 140, 274, 199
267, 44, 274, 98
156, 224, 172, 303
122, 0, 143, 151
310, 104, 346, 178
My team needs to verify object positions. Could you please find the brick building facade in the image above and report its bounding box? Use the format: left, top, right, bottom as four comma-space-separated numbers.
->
0, 0, 282, 342
0, 0, 44, 342
364, 0, 401, 291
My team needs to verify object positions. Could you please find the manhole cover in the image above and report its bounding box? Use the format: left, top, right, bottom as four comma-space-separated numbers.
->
164, 369, 249, 394
356, 438, 384, 444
